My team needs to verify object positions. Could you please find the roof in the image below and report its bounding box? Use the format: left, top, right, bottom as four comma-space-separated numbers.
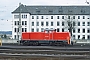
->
12, 4, 90, 15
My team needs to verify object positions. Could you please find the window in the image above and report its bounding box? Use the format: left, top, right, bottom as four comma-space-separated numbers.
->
78, 35, 80, 39
32, 16, 34, 19
51, 16, 53, 19
62, 16, 64, 19
46, 28, 48, 29
22, 28, 24, 32
41, 28, 44, 32
17, 35, 19, 39
57, 16, 59, 19
24, 15, 27, 18
25, 28, 27, 32
83, 29, 85, 33
57, 28, 59, 32
73, 16, 75, 19
73, 35, 75, 39
62, 28, 64, 32
51, 22, 53, 26
83, 16, 85, 19
37, 16, 39, 19
14, 35, 16, 39
51, 28, 53, 29
22, 21, 24, 25
68, 22, 71, 26
87, 28, 90, 33
41, 22, 44, 26
78, 22, 80, 26
32, 22, 34, 26
17, 21, 19, 25
26, 15, 27, 18
31, 28, 34, 32
62, 22, 64, 26
57, 21, 59, 26
36, 28, 39, 32
46, 22, 48, 26
36, 22, 39, 26
82, 22, 85, 26
15, 21, 19, 25
22, 15, 27, 18
78, 16, 80, 19
78, 28, 80, 33
14, 28, 17, 32
17, 28, 19, 32
68, 16, 70, 19
21, 21, 27, 25
14, 21, 17, 25
82, 35, 85, 39
22, 15, 24, 18
25, 21, 27, 25
14, 15, 19, 19
87, 18, 90, 19
87, 22, 90, 26
73, 22, 75, 26
41, 16, 43, 19
73, 29, 75, 33
25, 15, 27, 18
87, 35, 90, 39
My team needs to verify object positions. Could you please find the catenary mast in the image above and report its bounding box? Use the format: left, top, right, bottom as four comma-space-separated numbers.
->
18, 3, 22, 45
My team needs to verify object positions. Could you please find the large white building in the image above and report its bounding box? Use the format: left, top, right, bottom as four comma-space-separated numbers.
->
12, 4, 90, 40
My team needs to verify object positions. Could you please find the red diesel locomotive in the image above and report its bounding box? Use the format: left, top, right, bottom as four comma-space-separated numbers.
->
19, 29, 73, 46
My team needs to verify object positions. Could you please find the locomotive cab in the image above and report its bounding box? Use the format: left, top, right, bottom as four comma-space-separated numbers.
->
44, 29, 56, 33
43, 29, 71, 46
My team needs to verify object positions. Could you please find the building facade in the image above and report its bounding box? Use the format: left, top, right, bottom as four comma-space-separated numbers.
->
12, 4, 90, 40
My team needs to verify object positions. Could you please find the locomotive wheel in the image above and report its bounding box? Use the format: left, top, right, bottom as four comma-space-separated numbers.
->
32, 42, 39, 46
36, 42, 38, 45
49, 42, 54, 46
49, 42, 52, 46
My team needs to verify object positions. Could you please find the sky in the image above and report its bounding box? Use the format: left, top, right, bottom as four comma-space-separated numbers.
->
0, 0, 90, 20
0, 20, 12, 31
0, 0, 90, 31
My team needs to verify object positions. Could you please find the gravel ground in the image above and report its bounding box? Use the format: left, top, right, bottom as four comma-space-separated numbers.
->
0, 43, 90, 60
0, 57, 89, 60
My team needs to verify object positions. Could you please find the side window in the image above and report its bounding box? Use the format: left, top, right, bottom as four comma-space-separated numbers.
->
51, 16, 53, 19
45, 31, 49, 33
32, 16, 34, 19
22, 15, 27, 18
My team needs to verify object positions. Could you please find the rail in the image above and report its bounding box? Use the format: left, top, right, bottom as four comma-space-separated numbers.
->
0, 46, 90, 60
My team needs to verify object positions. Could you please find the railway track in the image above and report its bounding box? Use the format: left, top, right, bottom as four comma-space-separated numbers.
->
0, 46, 90, 60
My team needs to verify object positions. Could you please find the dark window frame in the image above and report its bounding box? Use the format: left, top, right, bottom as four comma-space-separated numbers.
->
62, 22, 64, 26
83, 29, 85, 33
46, 22, 48, 26
32, 22, 34, 26
57, 21, 60, 26
78, 22, 80, 26
32, 16, 34, 19
51, 16, 53, 19
51, 22, 53, 26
